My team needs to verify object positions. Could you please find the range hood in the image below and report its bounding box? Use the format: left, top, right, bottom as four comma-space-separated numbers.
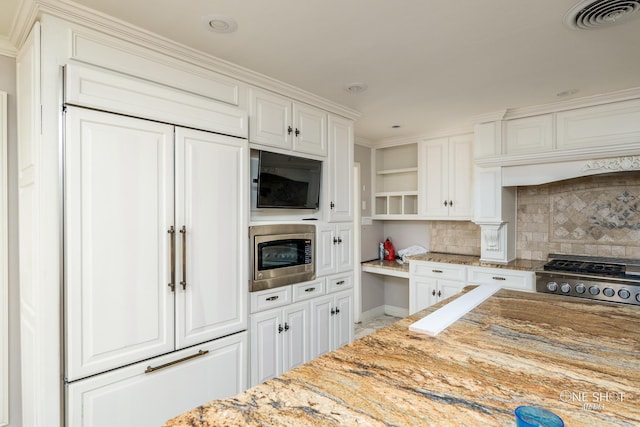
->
502, 155, 640, 187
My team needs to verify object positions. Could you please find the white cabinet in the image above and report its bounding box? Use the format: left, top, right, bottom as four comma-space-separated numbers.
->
316, 223, 354, 277
248, 277, 352, 387
64, 107, 248, 381
420, 134, 473, 219
250, 301, 309, 386
467, 266, 534, 291
504, 114, 553, 155
373, 142, 419, 218
67, 332, 247, 427
556, 98, 640, 150
249, 88, 327, 156
326, 114, 354, 222
409, 261, 466, 314
310, 284, 353, 359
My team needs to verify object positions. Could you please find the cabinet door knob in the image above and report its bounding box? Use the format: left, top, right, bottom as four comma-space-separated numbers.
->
278, 324, 284, 333
431, 290, 436, 296
295, 128, 300, 137
284, 322, 290, 331
437, 290, 442, 297
337, 237, 342, 244
330, 201, 335, 209
330, 308, 336, 315
443, 200, 448, 207
333, 237, 338, 244
449, 200, 453, 207
287, 125, 293, 135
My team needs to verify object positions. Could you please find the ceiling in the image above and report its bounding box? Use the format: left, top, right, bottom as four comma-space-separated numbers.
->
2, 0, 640, 141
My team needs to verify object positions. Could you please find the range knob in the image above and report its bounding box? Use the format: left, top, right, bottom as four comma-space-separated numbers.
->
575, 283, 586, 294
636, 293, 640, 303
589, 286, 600, 295
560, 283, 571, 293
618, 289, 631, 299
603, 288, 615, 298
547, 281, 558, 292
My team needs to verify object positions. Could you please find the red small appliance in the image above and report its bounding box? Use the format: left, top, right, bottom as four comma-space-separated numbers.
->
383, 238, 395, 261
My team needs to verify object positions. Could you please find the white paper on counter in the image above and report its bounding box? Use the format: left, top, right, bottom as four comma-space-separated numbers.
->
409, 284, 501, 336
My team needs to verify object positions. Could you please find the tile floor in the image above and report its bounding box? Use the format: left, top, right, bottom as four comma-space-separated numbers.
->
354, 314, 401, 340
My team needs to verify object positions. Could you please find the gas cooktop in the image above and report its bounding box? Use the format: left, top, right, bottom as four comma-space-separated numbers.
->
536, 254, 640, 305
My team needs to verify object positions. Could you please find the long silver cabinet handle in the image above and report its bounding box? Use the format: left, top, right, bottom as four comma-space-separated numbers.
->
180, 226, 187, 290
168, 226, 175, 292
144, 349, 209, 374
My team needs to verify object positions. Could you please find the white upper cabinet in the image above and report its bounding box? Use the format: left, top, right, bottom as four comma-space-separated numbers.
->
556, 98, 640, 150
326, 115, 354, 222
249, 88, 327, 156
293, 103, 327, 156
421, 134, 473, 219
504, 114, 553, 155
475, 96, 640, 166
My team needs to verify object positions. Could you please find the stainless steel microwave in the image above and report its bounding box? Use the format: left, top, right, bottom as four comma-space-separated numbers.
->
249, 224, 315, 292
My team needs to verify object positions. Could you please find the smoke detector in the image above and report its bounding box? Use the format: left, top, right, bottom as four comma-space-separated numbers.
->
564, 0, 640, 29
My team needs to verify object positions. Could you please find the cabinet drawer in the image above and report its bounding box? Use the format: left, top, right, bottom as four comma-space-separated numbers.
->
410, 261, 467, 281
67, 332, 247, 427
327, 274, 353, 293
250, 286, 292, 313
468, 267, 534, 291
292, 280, 325, 302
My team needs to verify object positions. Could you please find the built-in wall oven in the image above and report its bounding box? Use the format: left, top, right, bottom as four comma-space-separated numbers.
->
249, 224, 315, 292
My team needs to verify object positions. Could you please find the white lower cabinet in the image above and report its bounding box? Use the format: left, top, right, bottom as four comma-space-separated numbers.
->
310, 283, 353, 359
249, 276, 354, 385
467, 266, 534, 291
250, 301, 310, 386
409, 261, 466, 314
66, 332, 247, 427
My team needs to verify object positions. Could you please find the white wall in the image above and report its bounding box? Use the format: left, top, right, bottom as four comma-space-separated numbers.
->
0, 53, 22, 427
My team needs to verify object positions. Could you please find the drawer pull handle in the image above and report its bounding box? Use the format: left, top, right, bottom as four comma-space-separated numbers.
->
304, 287, 316, 292
432, 269, 443, 273
266, 296, 279, 301
336, 280, 345, 285
145, 349, 209, 374
492, 276, 506, 281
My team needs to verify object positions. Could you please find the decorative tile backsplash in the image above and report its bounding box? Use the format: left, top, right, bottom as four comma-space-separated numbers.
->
517, 172, 640, 260
430, 221, 481, 256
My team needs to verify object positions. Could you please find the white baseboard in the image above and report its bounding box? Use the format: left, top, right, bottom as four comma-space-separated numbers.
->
359, 305, 408, 323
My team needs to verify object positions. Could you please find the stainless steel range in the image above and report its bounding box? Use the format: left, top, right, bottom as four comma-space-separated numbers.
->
536, 254, 640, 306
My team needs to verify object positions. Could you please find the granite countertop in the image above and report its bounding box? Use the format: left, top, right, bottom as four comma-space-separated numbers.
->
164, 289, 640, 426
361, 252, 545, 274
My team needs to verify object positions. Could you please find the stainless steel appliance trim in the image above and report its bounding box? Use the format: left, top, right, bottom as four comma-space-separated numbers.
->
249, 224, 316, 292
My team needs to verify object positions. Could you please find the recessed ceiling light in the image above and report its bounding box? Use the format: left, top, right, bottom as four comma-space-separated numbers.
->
344, 82, 368, 93
556, 88, 579, 97
203, 14, 238, 33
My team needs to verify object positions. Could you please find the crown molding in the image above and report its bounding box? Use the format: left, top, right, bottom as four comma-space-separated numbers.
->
11, 0, 360, 120
370, 124, 474, 148
503, 87, 640, 120
0, 39, 16, 58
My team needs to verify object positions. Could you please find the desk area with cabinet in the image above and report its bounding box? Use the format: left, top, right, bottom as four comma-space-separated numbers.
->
361, 253, 542, 315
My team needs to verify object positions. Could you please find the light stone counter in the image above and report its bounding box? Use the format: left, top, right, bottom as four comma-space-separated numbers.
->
164, 288, 639, 426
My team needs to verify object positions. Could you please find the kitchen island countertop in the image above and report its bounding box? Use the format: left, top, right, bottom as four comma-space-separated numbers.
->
164, 288, 639, 426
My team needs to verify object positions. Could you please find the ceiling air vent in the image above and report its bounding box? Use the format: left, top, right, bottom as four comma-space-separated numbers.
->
564, 0, 640, 29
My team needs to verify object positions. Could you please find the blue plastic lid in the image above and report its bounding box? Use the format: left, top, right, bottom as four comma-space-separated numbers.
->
515, 406, 564, 427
